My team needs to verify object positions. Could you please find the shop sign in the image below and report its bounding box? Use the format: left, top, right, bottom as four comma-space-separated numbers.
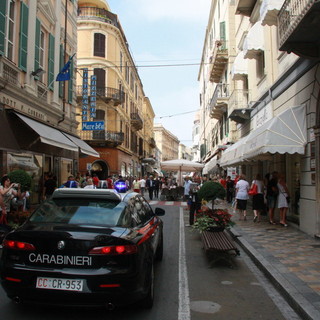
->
0, 92, 47, 121
82, 121, 105, 131
252, 103, 272, 130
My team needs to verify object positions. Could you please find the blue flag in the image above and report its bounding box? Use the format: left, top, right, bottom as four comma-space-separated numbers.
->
56, 54, 75, 81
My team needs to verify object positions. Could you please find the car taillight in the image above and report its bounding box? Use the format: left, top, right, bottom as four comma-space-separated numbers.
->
3, 240, 36, 251
89, 245, 137, 255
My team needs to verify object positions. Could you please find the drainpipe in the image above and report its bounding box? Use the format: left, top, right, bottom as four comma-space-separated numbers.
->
58, 0, 68, 124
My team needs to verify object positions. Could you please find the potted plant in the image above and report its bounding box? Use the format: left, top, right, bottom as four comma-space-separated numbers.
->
193, 181, 234, 232
193, 206, 235, 232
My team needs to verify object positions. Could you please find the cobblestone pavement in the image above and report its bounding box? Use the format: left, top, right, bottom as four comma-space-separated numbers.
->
226, 204, 320, 320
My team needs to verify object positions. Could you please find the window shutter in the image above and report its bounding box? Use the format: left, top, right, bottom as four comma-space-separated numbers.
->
68, 56, 74, 103
59, 44, 64, 97
34, 18, 41, 76
48, 33, 55, 90
94, 33, 105, 57
0, 0, 7, 55
220, 21, 226, 49
19, 2, 29, 71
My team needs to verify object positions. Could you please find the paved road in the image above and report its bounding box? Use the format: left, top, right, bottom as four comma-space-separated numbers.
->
0, 204, 300, 319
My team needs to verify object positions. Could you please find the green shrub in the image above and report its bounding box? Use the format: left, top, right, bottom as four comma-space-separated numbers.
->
197, 181, 226, 209
8, 170, 32, 192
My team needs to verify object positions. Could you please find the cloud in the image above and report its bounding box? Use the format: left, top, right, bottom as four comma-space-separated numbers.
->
121, 0, 210, 22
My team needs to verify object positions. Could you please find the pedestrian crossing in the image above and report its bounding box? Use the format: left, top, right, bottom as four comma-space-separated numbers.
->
149, 200, 188, 206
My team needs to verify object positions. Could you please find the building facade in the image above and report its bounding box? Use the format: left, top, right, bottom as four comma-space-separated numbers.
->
199, 0, 320, 236
154, 123, 179, 162
76, 0, 156, 179
0, 0, 96, 204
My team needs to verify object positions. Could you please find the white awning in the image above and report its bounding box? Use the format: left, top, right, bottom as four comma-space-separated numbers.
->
219, 135, 250, 168
203, 156, 219, 174
231, 51, 248, 80
242, 105, 307, 159
15, 113, 78, 152
243, 22, 264, 59
63, 133, 100, 158
260, 0, 285, 26
220, 105, 307, 167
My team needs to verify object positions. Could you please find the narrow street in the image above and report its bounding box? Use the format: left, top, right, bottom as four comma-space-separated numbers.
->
0, 204, 300, 320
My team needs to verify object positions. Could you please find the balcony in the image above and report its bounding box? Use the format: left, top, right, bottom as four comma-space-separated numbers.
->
278, 0, 320, 58
130, 112, 143, 131
0, 56, 20, 87
208, 40, 228, 83
79, 130, 124, 147
209, 84, 229, 120
77, 6, 119, 28
149, 137, 156, 148
236, 0, 257, 16
228, 89, 252, 123
76, 86, 125, 106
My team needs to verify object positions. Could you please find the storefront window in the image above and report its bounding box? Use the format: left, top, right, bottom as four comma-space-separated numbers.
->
121, 163, 126, 177
60, 158, 73, 186
7, 153, 43, 204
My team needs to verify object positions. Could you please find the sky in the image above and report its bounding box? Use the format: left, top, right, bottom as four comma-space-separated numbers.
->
107, 0, 211, 147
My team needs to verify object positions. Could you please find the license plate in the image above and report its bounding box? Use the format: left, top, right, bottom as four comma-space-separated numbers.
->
36, 277, 83, 291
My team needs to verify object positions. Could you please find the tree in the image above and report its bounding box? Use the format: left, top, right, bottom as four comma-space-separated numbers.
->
197, 181, 226, 209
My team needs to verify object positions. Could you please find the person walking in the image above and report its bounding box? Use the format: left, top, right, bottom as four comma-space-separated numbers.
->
250, 174, 265, 223
42, 172, 57, 200
146, 175, 155, 200
84, 178, 95, 189
235, 174, 250, 221
266, 171, 279, 224
188, 184, 201, 226
226, 176, 235, 203
132, 177, 140, 193
277, 174, 290, 227
139, 176, 146, 196
153, 178, 160, 199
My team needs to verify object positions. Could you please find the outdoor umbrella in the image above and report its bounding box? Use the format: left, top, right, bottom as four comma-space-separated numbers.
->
160, 159, 204, 186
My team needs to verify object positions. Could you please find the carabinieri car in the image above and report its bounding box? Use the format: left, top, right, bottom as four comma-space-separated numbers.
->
0, 188, 165, 309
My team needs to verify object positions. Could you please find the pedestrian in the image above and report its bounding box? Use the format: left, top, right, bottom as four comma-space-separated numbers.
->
153, 177, 160, 199
139, 176, 146, 196
42, 172, 57, 200
84, 178, 95, 189
188, 184, 201, 226
64, 175, 79, 188
250, 174, 265, 223
132, 177, 140, 193
0, 176, 22, 224
183, 176, 192, 201
277, 174, 290, 227
266, 171, 279, 224
235, 174, 250, 221
226, 176, 234, 203
146, 175, 155, 200
92, 174, 99, 188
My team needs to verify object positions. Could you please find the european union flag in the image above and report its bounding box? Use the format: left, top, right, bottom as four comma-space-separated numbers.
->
56, 54, 75, 81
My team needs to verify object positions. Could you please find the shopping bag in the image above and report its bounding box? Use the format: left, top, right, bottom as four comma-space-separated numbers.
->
248, 183, 258, 196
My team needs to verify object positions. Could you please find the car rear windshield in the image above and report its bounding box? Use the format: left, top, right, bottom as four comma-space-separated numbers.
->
29, 198, 126, 227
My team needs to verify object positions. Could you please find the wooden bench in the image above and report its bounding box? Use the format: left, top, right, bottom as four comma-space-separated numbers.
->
201, 230, 240, 268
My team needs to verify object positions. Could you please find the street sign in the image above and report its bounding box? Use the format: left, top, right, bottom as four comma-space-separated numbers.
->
82, 121, 105, 131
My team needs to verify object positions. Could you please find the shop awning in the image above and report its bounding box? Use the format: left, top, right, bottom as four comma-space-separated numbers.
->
231, 51, 248, 80
220, 105, 307, 167
242, 105, 307, 159
219, 135, 250, 167
15, 113, 78, 152
243, 22, 264, 59
63, 133, 100, 158
260, 0, 285, 26
203, 156, 219, 174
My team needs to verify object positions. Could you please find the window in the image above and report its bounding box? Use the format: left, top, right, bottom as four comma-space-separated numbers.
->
256, 52, 265, 80
94, 33, 105, 57
0, 0, 15, 59
94, 68, 106, 95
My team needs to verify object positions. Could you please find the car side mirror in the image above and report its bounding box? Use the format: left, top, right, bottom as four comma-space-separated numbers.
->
154, 207, 165, 216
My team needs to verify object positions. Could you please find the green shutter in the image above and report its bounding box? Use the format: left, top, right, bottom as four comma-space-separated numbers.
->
48, 33, 55, 90
0, 0, 7, 55
19, 2, 29, 71
68, 57, 73, 103
34, 18, 41, 78
59, 44, 64, 97
220, 21, 226, 49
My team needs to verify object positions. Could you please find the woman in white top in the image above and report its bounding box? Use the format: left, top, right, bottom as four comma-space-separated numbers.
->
235, 174, 250, 221
250, 174, 265, 223
277, 174, 290, 227
84, 178, 95, 189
